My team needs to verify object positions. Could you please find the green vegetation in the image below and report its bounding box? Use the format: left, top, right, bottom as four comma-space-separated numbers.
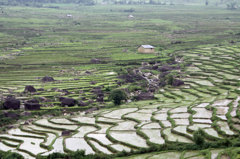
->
193, 129, 205, 146
0, 150, 23, 159
108, 89, 127, 105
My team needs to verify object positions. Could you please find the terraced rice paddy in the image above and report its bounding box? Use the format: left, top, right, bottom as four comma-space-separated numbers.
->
0, 6, 240, 157
0, 88, 240, 158
122, 149, 236, 159
0, 56, 119, 109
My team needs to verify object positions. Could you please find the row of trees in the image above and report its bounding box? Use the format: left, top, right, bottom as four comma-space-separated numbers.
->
0, 0, 239, 8
0, 0, 95, 6
103, 0, 170, 5
205, 0, 239, 9
0, 0, 172, 5
226, 0, 239, 9
104, 0, 240, 6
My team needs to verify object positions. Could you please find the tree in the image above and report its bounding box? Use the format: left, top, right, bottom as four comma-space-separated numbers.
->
109, 89, 127, 105
227, 1, 238, 10
0, 0, 96, 6
205, 0, 208, 6
149, 0, 154, 4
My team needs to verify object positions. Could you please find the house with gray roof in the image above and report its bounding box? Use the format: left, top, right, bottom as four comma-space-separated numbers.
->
138, 45, 155, 53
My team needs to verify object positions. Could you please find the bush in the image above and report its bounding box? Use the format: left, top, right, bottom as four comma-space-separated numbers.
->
193, 129, 205, 146
129, 85, 141, 92
37, 152, 65, 159
105, 86, 111, 92
166, 74, 174, 85
0, 150, 23, 159
69, 150, 86, 158
109, 89, 127, 105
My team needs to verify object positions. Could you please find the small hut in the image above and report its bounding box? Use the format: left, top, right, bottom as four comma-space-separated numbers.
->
128, 15, 134, 18
138, 45, 155, 53
67, 14, 73, 18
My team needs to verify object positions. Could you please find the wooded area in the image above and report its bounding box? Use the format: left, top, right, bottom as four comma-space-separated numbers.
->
0, 0, 239, 7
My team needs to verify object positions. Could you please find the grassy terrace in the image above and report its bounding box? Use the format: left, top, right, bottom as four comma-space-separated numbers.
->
0, 3, 240, 159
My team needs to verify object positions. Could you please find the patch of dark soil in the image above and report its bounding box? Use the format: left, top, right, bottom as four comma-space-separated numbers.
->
38, 97, 50, 102
149, 61, 156, 65
4, 111, 20, 119
59, 97, 78, 107
24, 85, 37, 93
171, 41, 184, 44
24, 99, 41, 110
172, 79, 184, 87
90, 81, 97, 85
41, 76, 55, 82
118, 74, 144, 83
158, 65, 175, 72
135, 92, 155, 100
96, 96, 104, 103
78, 101, 88, 106
152, 65, 158, 70
159, 80, 167, 87
91, 58, 106, 64
62, 130, 71, 136
159, 72, 170, 78
91, 87, 104, 96
3, 97, 20, 110
148, 86, 157, 93
85, 107, 99, 114
21, 112, 32, 117
85, 71, 91, 74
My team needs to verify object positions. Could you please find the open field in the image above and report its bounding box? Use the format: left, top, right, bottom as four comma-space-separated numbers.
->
0, 3, 240, 159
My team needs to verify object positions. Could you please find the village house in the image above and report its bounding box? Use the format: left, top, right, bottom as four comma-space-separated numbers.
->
128, 14, 134, 19
138, 45, 155, 53
67, 14, 73, 18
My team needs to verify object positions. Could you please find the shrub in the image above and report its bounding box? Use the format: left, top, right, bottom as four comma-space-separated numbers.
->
129, 85, 141, 92
166, 74, 174, 85
0, 151, 23, 159
108, 89, 127, 105
105, 86, 111, 92
69, 150, 86, 158
37, 152, 65, 159
193, 129, 205, 146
